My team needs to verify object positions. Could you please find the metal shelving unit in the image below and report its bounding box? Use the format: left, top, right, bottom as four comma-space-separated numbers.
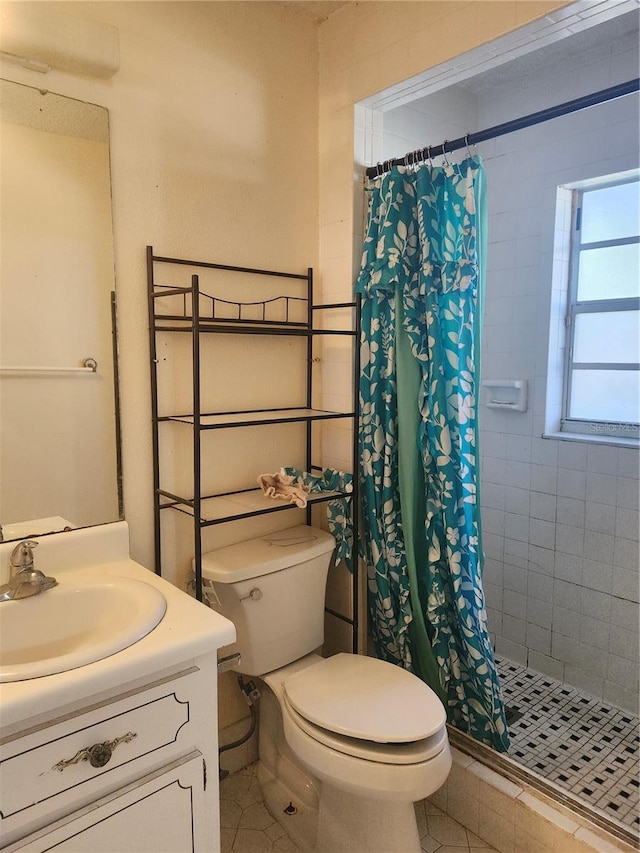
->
147, 246, 361, 652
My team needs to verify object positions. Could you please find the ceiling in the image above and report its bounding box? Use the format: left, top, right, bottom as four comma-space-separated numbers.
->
283, 1, 350, 22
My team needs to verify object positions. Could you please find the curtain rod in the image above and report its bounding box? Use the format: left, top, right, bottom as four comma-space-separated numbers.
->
366, 78, 640, 179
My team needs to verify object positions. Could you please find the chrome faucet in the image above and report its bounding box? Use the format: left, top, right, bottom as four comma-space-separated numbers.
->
0, 540, 57, 601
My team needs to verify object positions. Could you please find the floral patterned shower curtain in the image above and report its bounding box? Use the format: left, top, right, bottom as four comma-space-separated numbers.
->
356, 157, 509, 752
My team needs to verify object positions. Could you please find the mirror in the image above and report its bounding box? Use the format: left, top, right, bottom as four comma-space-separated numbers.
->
0, 79, 121, 543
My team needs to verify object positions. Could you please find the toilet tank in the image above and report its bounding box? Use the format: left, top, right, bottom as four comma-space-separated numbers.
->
200, 525, 335, 676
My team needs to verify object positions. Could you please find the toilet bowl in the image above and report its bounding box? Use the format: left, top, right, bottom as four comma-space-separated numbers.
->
201, 526, 451, 852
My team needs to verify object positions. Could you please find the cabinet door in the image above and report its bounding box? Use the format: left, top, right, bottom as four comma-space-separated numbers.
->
9, 753, 215, 853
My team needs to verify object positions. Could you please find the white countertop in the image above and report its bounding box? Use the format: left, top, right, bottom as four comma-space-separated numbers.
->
0, 523, 236, 736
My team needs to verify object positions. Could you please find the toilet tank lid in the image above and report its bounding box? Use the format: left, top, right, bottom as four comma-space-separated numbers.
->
200, 525, 335, 583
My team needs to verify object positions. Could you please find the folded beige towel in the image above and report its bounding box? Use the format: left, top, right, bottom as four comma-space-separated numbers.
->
258, 469, 310, 508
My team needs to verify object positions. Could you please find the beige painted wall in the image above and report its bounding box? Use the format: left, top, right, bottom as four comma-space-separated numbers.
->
0, 0, 571, 735
0, 0, 320, 574
0, 0, 319, 733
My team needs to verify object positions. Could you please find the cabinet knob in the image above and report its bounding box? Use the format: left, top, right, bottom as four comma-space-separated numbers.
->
88, 742, 113, 768
52, 731, 137, 772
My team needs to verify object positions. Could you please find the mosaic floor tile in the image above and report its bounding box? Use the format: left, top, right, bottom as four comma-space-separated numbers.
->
496, 657, 640, 836
220, 764, 497, 852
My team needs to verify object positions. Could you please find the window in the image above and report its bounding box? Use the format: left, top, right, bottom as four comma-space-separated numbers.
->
562, 175, 640, 440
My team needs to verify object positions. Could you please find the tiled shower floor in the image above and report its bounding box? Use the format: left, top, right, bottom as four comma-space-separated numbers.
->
496, 657, 640, 834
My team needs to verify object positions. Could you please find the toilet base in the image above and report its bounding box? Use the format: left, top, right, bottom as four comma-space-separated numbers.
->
256, 761, 317, 852
315, 783, 421, 853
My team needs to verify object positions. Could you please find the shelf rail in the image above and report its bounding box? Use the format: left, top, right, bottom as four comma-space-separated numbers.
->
147, 246, 361, 651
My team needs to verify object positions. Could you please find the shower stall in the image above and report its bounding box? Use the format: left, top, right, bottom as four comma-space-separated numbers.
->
362, 9, 639, 843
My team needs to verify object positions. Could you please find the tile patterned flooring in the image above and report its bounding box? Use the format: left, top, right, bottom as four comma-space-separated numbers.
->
220, 765, 497, 853
496, 657, 640, 835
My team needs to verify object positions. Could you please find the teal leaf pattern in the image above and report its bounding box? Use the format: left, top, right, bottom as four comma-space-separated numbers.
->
283, 467, 353, 569
356, 158, 509, 752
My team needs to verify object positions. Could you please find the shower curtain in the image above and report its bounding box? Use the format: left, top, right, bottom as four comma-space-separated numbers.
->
356, 157, 509, 752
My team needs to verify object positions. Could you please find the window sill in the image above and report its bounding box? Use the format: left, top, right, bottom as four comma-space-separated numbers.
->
542, 431, 639, 449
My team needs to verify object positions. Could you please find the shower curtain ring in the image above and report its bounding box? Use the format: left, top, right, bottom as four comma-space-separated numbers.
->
442, 140, 451, 166
465, 134, 473, 158
427, 146, 433, 167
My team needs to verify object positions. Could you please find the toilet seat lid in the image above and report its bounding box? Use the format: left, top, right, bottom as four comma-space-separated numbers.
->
283, 653, 446, 744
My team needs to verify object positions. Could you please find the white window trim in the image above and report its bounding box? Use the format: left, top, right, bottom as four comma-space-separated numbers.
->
545, 171, 640, 448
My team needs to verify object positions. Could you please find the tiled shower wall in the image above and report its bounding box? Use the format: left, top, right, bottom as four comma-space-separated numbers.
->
477, 32, 639, 714
378, 24, 640, 713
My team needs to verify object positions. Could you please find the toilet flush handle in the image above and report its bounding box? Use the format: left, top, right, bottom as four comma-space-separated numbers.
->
239, 587, 263, 602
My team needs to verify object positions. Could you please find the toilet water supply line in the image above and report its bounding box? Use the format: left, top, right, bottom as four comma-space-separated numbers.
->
218, 674, 260, 781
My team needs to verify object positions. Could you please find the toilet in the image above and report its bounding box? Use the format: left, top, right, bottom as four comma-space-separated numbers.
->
201, 525, 451, 853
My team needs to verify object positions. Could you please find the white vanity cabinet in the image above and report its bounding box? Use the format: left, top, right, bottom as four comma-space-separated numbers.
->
1, 656, 219, 852
8, 753, 207, 852
0, 524, 236, 853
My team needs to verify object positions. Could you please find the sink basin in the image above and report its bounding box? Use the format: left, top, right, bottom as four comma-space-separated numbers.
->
0, 577, 166, 682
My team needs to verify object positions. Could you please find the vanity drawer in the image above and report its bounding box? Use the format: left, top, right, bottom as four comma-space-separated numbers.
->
0, 668, 202, 825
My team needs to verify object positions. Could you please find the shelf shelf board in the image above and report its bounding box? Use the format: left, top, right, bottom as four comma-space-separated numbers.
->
161, 408, 355, 428
159, 487, 349, 525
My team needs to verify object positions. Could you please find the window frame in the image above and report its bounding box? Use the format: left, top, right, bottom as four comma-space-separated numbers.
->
562, 175, 640, 440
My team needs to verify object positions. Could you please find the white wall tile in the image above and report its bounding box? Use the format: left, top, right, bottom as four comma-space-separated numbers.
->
552, 553, 582, 584
530, 518, 556, 550
555, 524, 584, 557
615, 507, 640, 542
526, 597, 553, 630
554, 579, 584, 613
556, 497, 585, 528
616, 476, 640, 510
526, 622, 552, 656
583, 529, 614, 563
505, 538, 529, 569
579, 617, 610, 651
530, 492, 556, 522
528, 544, 555, 576
610, 596, 639, 631
612, 535, 640, 570
557, 469, 587, 500
606, 653, 639, 691
504, 563, 528, 595
611, 567, 640, 603
584, 501, 616, 534
528, 571, 553, 602
563, 665, 604, 699
505, 512, 530, 543
580, 588, 612, 622
495, 636, 527, 667
609, 625, 639, 664
527, 650, 564, 681
530, 465, 558, 495
558, 441, 588, 470
587, 444, 621, 475
603, 680, 639, 715
617, 447, 640, 479
581, 558, 612, 594
553, 605, 582, 640
504, 589, 526, 618
585, 473, 618, 506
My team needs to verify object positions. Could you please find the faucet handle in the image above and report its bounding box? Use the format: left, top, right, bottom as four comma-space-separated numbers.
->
9, 539, 38, 570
